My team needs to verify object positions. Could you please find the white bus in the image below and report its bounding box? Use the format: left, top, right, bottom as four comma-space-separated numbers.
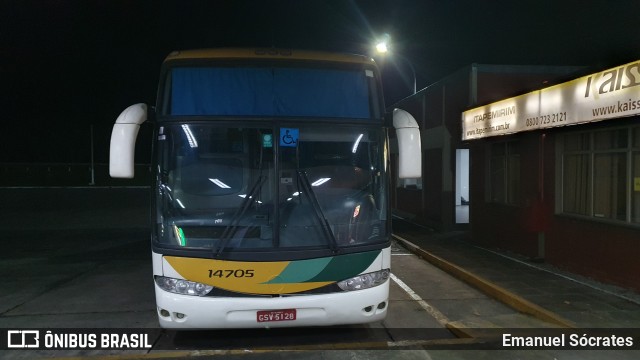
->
109, 48, 421, 328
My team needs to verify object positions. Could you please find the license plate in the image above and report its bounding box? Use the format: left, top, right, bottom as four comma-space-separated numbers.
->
257, 309, 297, 322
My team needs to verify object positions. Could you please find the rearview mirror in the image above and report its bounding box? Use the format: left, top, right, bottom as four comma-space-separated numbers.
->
392, 108, 422, 179
109, 103, 147, 178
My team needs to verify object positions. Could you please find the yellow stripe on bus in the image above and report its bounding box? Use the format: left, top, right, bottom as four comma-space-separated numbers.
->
164, 256, 333, 295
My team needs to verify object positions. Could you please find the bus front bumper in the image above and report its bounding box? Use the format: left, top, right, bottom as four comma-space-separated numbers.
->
154, 281, 389, 329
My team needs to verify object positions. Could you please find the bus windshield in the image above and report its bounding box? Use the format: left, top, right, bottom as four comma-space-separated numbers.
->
155, 124, 388, 253
163, 66, 378, 119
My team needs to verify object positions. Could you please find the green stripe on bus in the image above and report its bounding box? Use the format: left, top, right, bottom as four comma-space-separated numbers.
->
307, 250, 380, 282
263, 257, 332, 284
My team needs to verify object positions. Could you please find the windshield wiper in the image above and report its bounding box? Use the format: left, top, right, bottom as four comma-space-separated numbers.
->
297, 170, 339, 253
215, 176, 266, 257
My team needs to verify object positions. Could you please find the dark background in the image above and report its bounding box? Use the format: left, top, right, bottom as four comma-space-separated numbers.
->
2, 0, 639, 165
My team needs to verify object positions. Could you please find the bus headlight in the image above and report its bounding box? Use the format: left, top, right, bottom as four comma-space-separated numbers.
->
154, 276, 213, 296
337, 269, 390, 291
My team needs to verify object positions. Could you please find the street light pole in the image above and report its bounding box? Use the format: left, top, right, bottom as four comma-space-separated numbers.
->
374, 34, 417, 95
396, 54, 417, 94
89, 124, 95, 185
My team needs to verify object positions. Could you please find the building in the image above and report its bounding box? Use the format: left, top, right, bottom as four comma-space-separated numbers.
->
462, 60, 640, 291
393, 60, 640, 291
391, 63, 583, 230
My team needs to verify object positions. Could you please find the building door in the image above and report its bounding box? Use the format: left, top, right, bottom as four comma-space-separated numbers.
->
455, 149, 470, 223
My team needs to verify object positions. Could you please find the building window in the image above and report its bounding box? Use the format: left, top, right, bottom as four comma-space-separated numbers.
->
561, 125, 640, 224
563, 132, 591, 216
489, 141, 520, 205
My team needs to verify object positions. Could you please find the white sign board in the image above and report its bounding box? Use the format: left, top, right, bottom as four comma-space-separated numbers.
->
462, 60, 640, 140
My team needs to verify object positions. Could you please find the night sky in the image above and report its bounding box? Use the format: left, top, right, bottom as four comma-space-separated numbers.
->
2, 0, 639, 164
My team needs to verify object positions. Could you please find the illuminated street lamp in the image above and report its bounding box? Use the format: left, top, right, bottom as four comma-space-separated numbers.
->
375, 41, 388, 54
374, 34, 417, 94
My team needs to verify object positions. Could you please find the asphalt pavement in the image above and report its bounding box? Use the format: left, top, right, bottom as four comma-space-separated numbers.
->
2, 187, 640, 359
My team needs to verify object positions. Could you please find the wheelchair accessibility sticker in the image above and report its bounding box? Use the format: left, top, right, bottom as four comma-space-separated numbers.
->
280, 128, 299, 147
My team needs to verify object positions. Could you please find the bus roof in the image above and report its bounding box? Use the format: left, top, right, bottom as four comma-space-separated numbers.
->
164, 48, 376, 66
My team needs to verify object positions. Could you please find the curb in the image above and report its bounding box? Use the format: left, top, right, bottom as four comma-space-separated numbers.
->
392, 234, 576, 329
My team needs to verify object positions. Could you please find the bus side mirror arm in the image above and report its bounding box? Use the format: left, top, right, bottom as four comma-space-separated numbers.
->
109, 103, 148, 178
392, 108, 422, 179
